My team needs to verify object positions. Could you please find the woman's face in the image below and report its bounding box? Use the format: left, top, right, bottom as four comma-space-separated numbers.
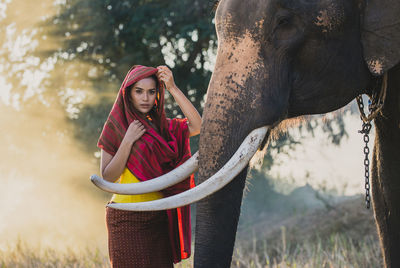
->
130, 77, 157, 114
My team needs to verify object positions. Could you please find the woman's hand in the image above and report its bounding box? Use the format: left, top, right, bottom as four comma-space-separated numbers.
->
156, 66, 201, 137
156, 65, 177, 91
123, 120, 146, 145
101, 120, 146, 182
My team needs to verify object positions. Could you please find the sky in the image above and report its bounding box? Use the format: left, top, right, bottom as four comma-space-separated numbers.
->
269, 110, 375, 195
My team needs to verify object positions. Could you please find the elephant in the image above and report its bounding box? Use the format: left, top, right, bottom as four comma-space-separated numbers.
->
92, 0, 400, 266
194, 0, 400, 267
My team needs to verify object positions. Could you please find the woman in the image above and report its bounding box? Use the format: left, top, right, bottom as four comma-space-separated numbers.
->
97, 65, 201, 267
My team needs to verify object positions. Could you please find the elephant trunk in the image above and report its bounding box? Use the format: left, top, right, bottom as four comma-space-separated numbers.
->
194, 34, 290, 267
195, 100, 258, 267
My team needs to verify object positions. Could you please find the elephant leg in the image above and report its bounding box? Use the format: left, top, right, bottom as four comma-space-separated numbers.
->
371, 71, 400, 268
371, 147, 400, 268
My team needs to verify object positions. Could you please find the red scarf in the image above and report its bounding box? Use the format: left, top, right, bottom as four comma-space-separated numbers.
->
97, 65, 194, 263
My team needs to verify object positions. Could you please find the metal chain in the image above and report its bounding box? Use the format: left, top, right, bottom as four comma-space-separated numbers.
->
357, 74, 387, 124
355, 74, 387, 209
358, 117, 372, 209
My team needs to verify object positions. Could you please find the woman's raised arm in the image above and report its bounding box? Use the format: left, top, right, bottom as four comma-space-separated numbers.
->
156, 66, 202, 137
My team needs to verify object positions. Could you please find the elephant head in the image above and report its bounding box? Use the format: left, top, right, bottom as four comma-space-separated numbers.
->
195, 0, 400, 267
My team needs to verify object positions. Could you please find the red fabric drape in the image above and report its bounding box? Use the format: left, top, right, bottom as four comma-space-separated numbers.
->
97, 65, 194, 263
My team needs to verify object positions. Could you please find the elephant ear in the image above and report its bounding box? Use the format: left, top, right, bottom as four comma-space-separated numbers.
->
361, 0, 400, 76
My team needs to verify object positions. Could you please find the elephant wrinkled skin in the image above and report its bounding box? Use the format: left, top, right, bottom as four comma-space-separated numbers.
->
195, 0, 400, 267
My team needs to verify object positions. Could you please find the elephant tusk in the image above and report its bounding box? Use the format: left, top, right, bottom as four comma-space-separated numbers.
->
107, 126, 269, 211
90, 152, 199, 194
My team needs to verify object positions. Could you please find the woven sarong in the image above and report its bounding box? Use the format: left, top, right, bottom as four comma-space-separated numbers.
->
106, 206, 173, 268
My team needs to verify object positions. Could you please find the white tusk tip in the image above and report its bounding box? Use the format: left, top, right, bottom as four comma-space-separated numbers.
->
90, 174, 101, 184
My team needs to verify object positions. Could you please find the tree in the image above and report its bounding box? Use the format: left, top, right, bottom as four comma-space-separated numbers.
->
37, 0, 350, 167
39, 0, 218, 152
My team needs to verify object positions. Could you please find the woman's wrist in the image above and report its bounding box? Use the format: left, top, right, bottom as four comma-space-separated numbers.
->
121, 136, 135, 148
168, 85, 181, 97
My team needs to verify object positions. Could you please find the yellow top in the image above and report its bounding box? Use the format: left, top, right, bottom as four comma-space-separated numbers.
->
111, 168, 163, 203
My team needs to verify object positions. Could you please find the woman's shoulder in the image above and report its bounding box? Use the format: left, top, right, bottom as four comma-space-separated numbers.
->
168, 117, 188, 125
167, 117, 189, 131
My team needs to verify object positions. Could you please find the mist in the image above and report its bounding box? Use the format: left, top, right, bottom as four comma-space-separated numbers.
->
0, 0, 114, 253
0, 102, 109, 252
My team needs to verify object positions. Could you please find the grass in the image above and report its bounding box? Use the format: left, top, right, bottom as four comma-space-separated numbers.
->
0, 233, 381, 268
0, 240, 108, 268
232, 232, 382, 268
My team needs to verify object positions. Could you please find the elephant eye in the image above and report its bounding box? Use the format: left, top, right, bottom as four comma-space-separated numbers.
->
277, 16, 292, 27
271, 13, 302, 45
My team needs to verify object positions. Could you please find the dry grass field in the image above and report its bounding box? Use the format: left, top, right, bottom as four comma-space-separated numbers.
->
0, 233, 381, 268
1, 196, 382, 268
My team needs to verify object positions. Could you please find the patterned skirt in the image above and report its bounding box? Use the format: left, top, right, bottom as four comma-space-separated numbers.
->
106, 206, 173, 268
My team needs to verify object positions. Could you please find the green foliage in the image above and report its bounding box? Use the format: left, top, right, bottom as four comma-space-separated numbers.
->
72, 97, 113, 149
40, 0, 351, 160
42, 0, 217, 152
47, 0, 217, 102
